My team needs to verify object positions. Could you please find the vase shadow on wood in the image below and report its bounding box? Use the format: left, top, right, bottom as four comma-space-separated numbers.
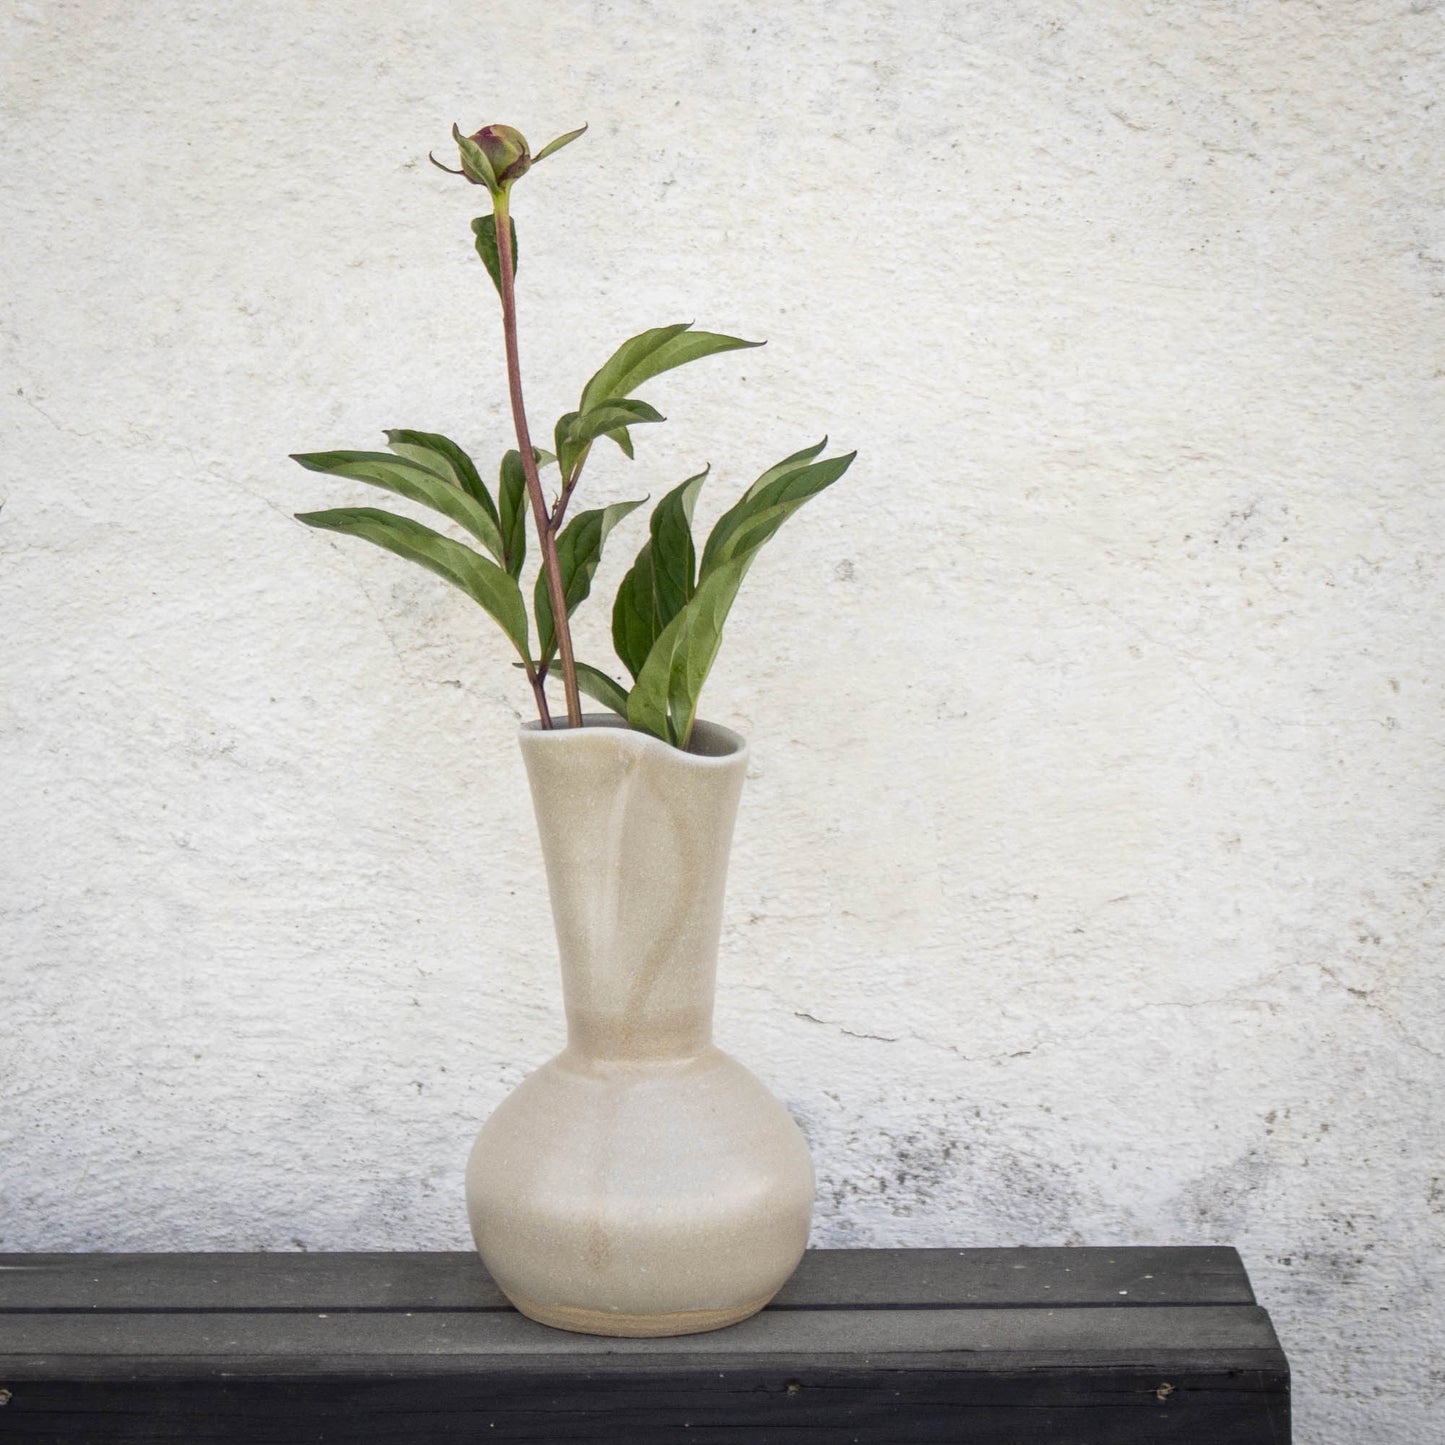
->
466, 715, 815, 1337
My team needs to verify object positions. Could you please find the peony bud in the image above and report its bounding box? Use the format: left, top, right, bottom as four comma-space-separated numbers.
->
464, 123, 530, 188
433, 121, 584, 194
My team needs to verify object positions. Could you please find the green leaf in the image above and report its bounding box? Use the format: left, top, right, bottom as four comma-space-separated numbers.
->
624, 591, 678, 742
297, 507, 529, 659
533, 123, 588, 164
427, 150, 465, 178
553, 398, 663, 481
572, 661, 629, 716
607, 427, 634, 460
579, 323, 763, 414
623, 446, 857, 746
453, 124, 499, 192
649, 465, 708, 631
626, 557, 750, 748
497, 450, 529, 579
552, 411, 580, 481
572, 399, 664, 446
743, 436, 829, 501
581, 323, 687, 409
666, 558, 751, 749
611, 538, 657, 682
290, 449, 506, 562
534, 497, 646, 663
610, 465, 706, 685
700, 449, 856, 579
384, 429, 499, 518
472, 214, 519, 296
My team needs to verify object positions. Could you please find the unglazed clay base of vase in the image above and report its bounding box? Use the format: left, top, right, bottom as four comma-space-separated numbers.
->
509, 1291, 775, 1338
466, 716, 814, 1337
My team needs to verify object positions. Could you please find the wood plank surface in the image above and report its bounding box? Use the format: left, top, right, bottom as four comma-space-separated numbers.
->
0, 1248, 1291, 1444
0, 1245, 1253, 1311
0, 1304, 1285, 1371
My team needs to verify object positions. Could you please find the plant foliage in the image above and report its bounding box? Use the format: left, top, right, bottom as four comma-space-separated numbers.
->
293, 122, 853, 749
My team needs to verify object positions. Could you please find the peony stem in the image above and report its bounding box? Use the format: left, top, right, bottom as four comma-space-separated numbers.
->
492, 191, 582, 728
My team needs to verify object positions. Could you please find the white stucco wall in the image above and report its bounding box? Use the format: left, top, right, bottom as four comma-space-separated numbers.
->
3, 2, 1442, 1439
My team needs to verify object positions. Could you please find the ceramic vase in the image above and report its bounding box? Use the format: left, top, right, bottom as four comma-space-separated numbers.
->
465, 715, 814, 1337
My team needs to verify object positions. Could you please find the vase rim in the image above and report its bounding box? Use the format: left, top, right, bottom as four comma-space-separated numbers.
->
518, 713, 748, 766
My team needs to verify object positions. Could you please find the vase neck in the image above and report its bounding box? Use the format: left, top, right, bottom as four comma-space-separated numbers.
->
564, 1003, 714, 1062
519, 718, 748, 1067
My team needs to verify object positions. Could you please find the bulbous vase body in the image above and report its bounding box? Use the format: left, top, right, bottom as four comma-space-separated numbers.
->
465, 716, 814, 1337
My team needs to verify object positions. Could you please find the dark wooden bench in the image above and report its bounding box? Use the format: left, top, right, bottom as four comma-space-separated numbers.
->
0, 1247, 1289, 1442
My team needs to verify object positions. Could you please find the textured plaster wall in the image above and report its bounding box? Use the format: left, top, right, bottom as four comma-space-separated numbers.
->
2, 1, 1442, 1439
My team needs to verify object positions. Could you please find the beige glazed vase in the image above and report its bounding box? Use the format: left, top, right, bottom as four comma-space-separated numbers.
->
465, 715, 815, 1337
